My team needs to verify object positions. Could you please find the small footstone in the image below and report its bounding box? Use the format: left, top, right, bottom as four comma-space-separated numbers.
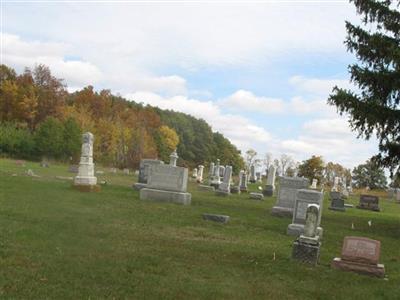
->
344, 204, 354, 208
198, 185, 215, 192
202, 213, 230, 224
250, 192, 264, 200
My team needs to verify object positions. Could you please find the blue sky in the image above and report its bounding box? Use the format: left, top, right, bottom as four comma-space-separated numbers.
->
2, 1, 379, 168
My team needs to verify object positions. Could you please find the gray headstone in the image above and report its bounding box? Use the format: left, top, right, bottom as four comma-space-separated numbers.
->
271, 176, 309, 217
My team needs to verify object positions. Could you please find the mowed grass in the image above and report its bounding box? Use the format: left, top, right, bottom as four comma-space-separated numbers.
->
0, 158, 399, 299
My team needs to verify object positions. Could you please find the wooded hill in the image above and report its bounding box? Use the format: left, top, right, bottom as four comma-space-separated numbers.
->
0, 64, 245, 171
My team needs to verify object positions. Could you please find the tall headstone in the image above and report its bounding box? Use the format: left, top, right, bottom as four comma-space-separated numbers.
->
292, 204, 322, 266
197, 165, 204, 183
263, 165, 276, 196
287, 189, 323, 236
239, 171, 248, 193
140, 164, 191, 205
256, 172, 262, 182
192, 168, 198, 179
169, 149, 178, 166
249, 165, 256, 183
134, 159, 164, 190
332, 176, 340, 192
74, 132, 98, 189
271, 176, 309, 217
310, 179, 318, 189
331, 236, 385, 278
210, 159, 222, 188
219, 166, 225, 178
216, 166, 232, 196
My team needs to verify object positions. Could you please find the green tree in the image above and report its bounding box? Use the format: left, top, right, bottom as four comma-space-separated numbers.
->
35, 117, 64, 159
328, 0, 400, 178
63, 117, 81, 161
298, 155, 325, 183
352, 159, 387, 189
0, 122, 35, 158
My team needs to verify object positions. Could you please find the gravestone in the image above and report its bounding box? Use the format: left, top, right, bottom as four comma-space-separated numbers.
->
109, 167, 117, 174
332, 176, 340, 192
271, 176, 309, 217
40, 160, 50, 168
250, 192, 264, 200
68, 165, 79, 173
197, 165, 204, 183
329, 191, 345, 212
256, 172, 262, 182
123, 168, 130, 175
140, 164, 191, 205
263, 165, 276, 197
292, 204, 321, 266
134, 159, 164, 190
216, 166, 232, 196
198, 184, 215, 192
239, 171, 248, 193
287, 189, 323, 236
331, 236, 385, 278
396, 190, 400, 202
169, 149, 178, 166
210, 159, 222, 188
202, 213, 230, 224
192, 168, 198, 179
249, 165, 256, 183
357, 195, 380, 212
310, 179, 318, 189
74, 132, 99, 190
219, 166, 225, 178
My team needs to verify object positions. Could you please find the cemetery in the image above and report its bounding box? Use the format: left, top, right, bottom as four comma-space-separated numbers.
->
1, 156, 399, 299
1, 0, 400, 299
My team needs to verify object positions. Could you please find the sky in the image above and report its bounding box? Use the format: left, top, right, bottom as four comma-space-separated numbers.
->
1, 0, 380, 169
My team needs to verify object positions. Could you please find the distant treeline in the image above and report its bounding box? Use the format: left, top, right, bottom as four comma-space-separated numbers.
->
0, 64, 245, 171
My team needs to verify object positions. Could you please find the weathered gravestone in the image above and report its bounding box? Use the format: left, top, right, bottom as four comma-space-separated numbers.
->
219, 166, 225, 177
123, 168, 130, 175
263, 165, 276, 197
73, 132, 100, 192
310, 179, 318, 189
140, 164, 191, 205
197, 165, 204, 183
210, 159, 222, 188
332, 176, 340, 192
68, 165, 79, 173
198, 184, 215, 192
192, 168, 198, 179
239, 171, 248, 193
216, 166, 232, 196
331, 236, 385, 278
357, 194, 380, 212
271, 176, 309, 217
256, 172, 262, 182
134, 159, 164, 190
169, 149, 178, 166
292, 204, 321, 266
202, 213, 230, 224
250, 192, 264, 200
329, 191, 345, 212
249, 165, 256, 183
287, 189, 323, 237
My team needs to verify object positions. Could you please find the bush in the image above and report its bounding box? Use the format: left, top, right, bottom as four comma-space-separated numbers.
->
0, 122, 35, 158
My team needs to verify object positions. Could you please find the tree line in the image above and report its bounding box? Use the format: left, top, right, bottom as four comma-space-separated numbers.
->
0, 64, 245, 171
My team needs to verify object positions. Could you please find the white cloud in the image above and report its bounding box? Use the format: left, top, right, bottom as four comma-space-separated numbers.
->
218, 90, 285, 114
2, 33, 103, 87
278, 117, 377, 168
289, 75, 352, 97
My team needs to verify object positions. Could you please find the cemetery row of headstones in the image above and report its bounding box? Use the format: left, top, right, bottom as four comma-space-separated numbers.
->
67, 132, 387, 278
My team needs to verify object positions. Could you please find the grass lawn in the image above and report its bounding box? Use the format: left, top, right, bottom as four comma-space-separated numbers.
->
0, 158, 399, 299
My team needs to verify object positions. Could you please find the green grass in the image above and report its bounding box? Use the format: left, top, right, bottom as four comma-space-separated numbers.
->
0, 158, 399, 299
